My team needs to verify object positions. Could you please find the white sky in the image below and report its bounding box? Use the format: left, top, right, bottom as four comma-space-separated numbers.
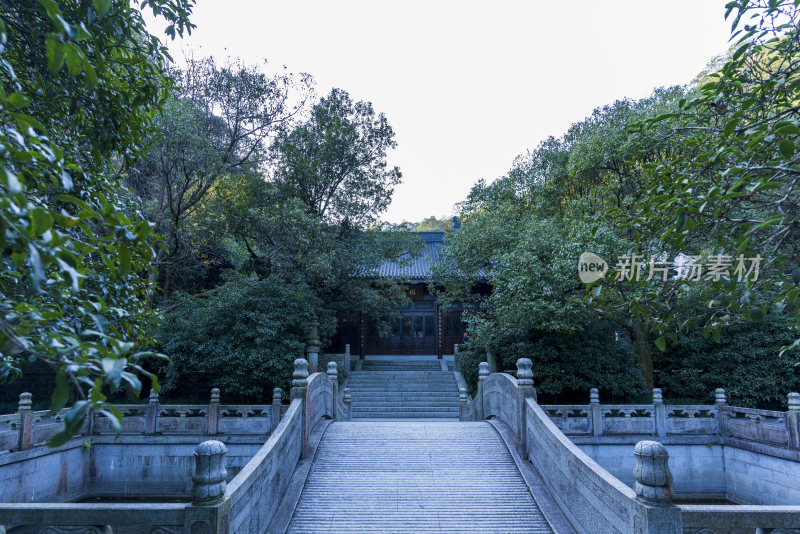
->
146, 1, 734, 223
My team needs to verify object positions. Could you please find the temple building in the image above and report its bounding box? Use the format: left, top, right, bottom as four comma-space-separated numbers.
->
326, 230, 489, 357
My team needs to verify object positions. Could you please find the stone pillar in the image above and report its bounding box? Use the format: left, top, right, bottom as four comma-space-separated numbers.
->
144, 390, 159, 435
17, 392, 33, 450
653, 388, 666, 437
633, 440, 683, 531
291, 358, 310, 458
590, 388, 603, 437
192, 440, 227, 505
327, 361, 339, 420
453, 344, 460, 372
459, 387, 468, 421
344, 344, 351, 373
208, 388, 220, 436
477, 362, 489, 420
271, 388, 282, 433
715, 388, 727, 438
516, 358, 536, 458
306, 319, 321, 374
486, 350, 498, 374
787, 392, 800, 450
343, 388, 352, 421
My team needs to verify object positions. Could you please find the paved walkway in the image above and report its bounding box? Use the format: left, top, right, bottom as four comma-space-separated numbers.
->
286, 422, 553, 534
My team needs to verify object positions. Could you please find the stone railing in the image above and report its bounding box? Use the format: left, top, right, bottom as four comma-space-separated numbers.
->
0, 388, 290, 454
540, 387, 799, 453
475, 358, 800, 534
0, 358, 335, 534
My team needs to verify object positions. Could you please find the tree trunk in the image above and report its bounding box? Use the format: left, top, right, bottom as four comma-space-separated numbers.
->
631, 324, 654, 390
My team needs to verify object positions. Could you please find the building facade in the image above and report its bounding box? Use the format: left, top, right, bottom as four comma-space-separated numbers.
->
327, 231, 487, 357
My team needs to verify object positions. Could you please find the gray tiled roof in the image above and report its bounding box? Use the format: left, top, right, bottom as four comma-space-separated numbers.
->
377, 231, 444, 281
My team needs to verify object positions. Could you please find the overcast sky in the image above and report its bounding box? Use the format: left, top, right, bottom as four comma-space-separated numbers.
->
146, 1, 734, 223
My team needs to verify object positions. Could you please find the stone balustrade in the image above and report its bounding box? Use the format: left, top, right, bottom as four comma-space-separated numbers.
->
539, 387, 799, 454
0, 358, 335, 534
0, 389, 290, 454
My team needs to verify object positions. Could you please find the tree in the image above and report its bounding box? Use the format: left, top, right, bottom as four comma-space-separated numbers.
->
126, 58, 312, 298
1, 0, 194, 443
610, 0, 800, 354
270, 88, 402, 227
160, 275, 325, 399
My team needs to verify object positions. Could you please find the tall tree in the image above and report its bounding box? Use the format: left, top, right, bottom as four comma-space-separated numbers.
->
270, 88, 402, 227
125, 58, 312, 297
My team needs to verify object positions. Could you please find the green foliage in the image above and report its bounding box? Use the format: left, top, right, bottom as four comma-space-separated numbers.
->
413, 216, 453, 231
439, 0, 800, 398
270, 88, 402, 227
160, 275, 326, 399
655, 312, 799, 408
0, 0, 194, 442
126, 58, 312, 299
617, 0, 800, 351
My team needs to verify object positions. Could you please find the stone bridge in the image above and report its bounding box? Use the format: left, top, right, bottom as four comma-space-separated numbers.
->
3, 357, 800, 533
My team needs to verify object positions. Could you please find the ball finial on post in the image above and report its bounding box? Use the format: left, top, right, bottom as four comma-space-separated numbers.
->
343, 388, 352, 421
590, 388, 600, 404
516, 358, 533, 386
633, 440, 674, 506
192, 440, 228, 505
789, 392, 800, 412
478, 362, 489, 380
715, 388, 727, 405
291, 358, 310, 401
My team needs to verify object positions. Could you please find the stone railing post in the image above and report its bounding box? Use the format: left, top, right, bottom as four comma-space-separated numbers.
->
208, 388, 220, 436
453, 344, 460, 372
344, 344, 351, 373
192, 440, 227, 505
291, 358, 310, 458
459, 388, 468, 421
715, 388, 727, 438
633, 440, 682, 531
590, 388, 603, 437
186, 440, 229, 533
327, 361, 339, 420
144, 390, 159, 435
516, 358, 536, 458
486, 350, 497, 374
477, 362, 489, 420
271, 388, 282, 433
787, 392, 800, 450
306, 319, 321, 374
653, 388, 666, 437
343, 388, 351, 421
17, 392, 33, 450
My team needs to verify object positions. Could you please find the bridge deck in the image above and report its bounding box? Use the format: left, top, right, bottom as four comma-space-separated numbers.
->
286, 421, 553, 534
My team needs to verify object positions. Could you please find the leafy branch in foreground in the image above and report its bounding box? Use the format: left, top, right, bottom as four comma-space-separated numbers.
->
1, 0, 194, 445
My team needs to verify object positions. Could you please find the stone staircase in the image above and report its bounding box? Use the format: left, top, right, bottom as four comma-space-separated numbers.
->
347, 360, 460, 419
286, 422, 553, 534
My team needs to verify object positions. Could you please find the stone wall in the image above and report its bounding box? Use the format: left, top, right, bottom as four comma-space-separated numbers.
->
525, 398, 646, 533
0, 441, 88, 503
227, 399, 304, 533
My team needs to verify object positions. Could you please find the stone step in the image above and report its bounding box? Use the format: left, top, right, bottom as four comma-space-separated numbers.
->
286, 422, 553, 534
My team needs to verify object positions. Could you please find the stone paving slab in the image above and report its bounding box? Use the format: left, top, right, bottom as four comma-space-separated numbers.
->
286, 422, 553, 534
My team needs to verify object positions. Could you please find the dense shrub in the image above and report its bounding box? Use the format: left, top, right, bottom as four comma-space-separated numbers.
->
159, 275, 333, 401
656, 313, 799, 409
